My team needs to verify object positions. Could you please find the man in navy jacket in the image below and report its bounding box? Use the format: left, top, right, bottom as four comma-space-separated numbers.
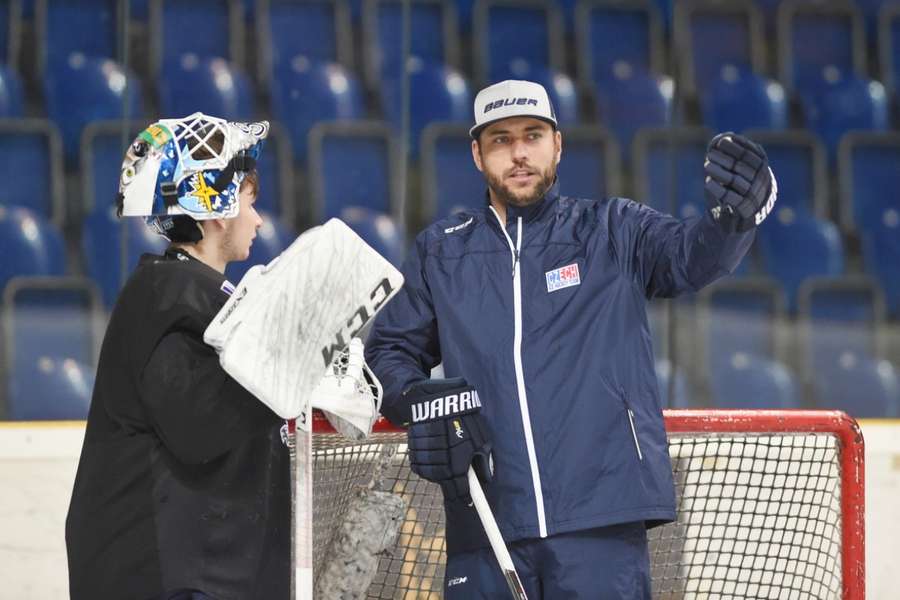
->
365, 80, 777, 599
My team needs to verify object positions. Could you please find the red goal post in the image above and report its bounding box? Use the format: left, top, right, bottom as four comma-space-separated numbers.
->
308, 409, 865, 599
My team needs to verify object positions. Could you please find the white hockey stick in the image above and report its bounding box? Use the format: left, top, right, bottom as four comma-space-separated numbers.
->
467, 468, 529, 600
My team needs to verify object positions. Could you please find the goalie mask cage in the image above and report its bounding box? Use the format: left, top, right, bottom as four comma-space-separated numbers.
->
303, 409, 865, 599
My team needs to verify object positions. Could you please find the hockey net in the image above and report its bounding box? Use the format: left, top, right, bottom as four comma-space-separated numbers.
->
306, 409, 865, 599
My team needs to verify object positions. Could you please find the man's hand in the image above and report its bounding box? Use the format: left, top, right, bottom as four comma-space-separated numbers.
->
400, 378, 493, 503
704, 132, 778, 232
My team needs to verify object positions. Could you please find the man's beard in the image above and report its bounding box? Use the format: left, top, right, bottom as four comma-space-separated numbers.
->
484, 160, 558, 208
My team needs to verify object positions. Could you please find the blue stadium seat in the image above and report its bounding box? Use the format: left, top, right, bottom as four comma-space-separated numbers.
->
557, 126, 621, 200
363, 0, 459, 85
80, 121, 142, 219
258, 0, 353, 92
673, 0, 765, 97
454, 0, 475, 32
798, 276, 885, 376
699, 278, 786, 375
838, 131, 900, 231
0, 119, 64, 223
595, 71, 673, 156
778, 0, 867, 99
758, 209, 844, 309
801, 74, 888, 160
81, 206, 167, 307
812, 352, 899, 418
269, 60, 364, 164
497, 64, 580, 126
224, 211, 295, 284
43, 57, 142, 163
861, 218, 900, 317
38, 0, 119, 74
700, 67, 787, 133
339, 206, 405, 267
0, 206, 65, 292
656, 358, 690, 408
0, 0, 21, 66
855, 0, 894, 39
7, 356, 94, 420
745, 129, 827, 217
473, 0, 565, 85
575, 0, 665, 84
879, 4, 900, 108
308, 121, 399, 223
2, 277, 100, 381
420, 123, 487, 221
379, 61, 471, 156
709, 353, 799, 409
632, 127, 708, 219
157, 56, 254, 121
151, 0, 243, 76
0, 65, 23, 118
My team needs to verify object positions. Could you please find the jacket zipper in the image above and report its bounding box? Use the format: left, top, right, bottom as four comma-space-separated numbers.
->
490, 207, 548, 538
621, 391, 644, 462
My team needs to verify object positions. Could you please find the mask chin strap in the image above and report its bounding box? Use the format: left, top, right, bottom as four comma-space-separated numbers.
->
211, 151, 257, 193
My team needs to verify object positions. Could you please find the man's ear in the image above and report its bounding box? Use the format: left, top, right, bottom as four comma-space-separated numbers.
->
555, 130, 562, 163
471, 139, 484, 173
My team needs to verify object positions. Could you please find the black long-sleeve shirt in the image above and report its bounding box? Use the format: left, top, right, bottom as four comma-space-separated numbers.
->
66, 249, 290, 600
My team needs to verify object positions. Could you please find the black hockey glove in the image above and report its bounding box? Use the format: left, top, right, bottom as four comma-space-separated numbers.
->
399, 377, 493, 504
704, 132, 778, 232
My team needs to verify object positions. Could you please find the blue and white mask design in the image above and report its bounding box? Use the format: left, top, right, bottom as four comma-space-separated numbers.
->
117, 112, 268, 223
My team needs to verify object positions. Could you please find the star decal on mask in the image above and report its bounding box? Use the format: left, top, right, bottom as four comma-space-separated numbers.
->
189, 172, 219, 212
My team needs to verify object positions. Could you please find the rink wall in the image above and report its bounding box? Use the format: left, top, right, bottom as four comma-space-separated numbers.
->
0, 420, 898, 599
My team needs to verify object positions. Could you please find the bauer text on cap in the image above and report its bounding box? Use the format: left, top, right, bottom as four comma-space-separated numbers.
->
470, 80, 558, 139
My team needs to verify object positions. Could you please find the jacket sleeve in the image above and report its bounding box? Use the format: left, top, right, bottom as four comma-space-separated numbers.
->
608, 198, 755, 299
364, 236, 440, 426
140, 330, 282, 465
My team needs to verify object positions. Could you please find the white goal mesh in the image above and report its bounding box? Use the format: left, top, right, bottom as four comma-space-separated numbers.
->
306, 409, 865, 599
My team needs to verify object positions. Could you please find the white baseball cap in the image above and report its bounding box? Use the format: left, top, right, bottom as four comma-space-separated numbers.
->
469, 79, 558, 139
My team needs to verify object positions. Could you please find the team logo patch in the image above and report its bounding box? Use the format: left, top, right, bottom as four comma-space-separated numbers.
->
545, 263, 581, 293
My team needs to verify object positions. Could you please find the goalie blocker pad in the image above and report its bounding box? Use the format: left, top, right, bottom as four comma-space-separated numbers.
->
203, 218, 404, 428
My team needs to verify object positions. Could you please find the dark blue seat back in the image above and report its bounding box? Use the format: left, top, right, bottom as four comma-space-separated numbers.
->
700, 68, 787, 133
8, 356, 94, 420
41, 0, 118, 71
43, 58, 142, 163
380, 62, 471, 156
780, 1, 865, 98
158, 56, 254, 121
367, 0, 452, 78
263, 0, 351, 84
839, 132, 900, 230
746, 129, 826, 217
420, 124, 486, 221
633, 128, 707, 219
802, 75, 888, 160
270, 61, 364, 163
81, 207, 167, 307
308, 122, 397, 222
0, 120, 63, 222
595, 71, 673, 155
155, 0, 237, 69
710, 354, 799, 409
474, 0, 562, 84
558, 127, 620, 200
812, 352, 899, 417
758, 211, 844, 308
0, 207, 65, 291
339, 206, 405, 268
577, 0, 662, 83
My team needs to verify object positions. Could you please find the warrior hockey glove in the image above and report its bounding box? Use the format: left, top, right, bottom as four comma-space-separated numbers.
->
400, 377, 493, 504
704, 132, 778, 232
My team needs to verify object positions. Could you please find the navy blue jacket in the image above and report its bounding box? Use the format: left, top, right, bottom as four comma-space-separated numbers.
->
365, 181, 754, 555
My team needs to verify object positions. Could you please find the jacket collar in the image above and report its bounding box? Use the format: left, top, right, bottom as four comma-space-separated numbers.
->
484, 178, 561, 226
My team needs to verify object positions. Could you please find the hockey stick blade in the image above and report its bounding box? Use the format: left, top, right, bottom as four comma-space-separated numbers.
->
467, 467, 529, 600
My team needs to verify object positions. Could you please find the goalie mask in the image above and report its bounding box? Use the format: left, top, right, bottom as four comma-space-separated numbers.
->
116, 112, 268, 238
